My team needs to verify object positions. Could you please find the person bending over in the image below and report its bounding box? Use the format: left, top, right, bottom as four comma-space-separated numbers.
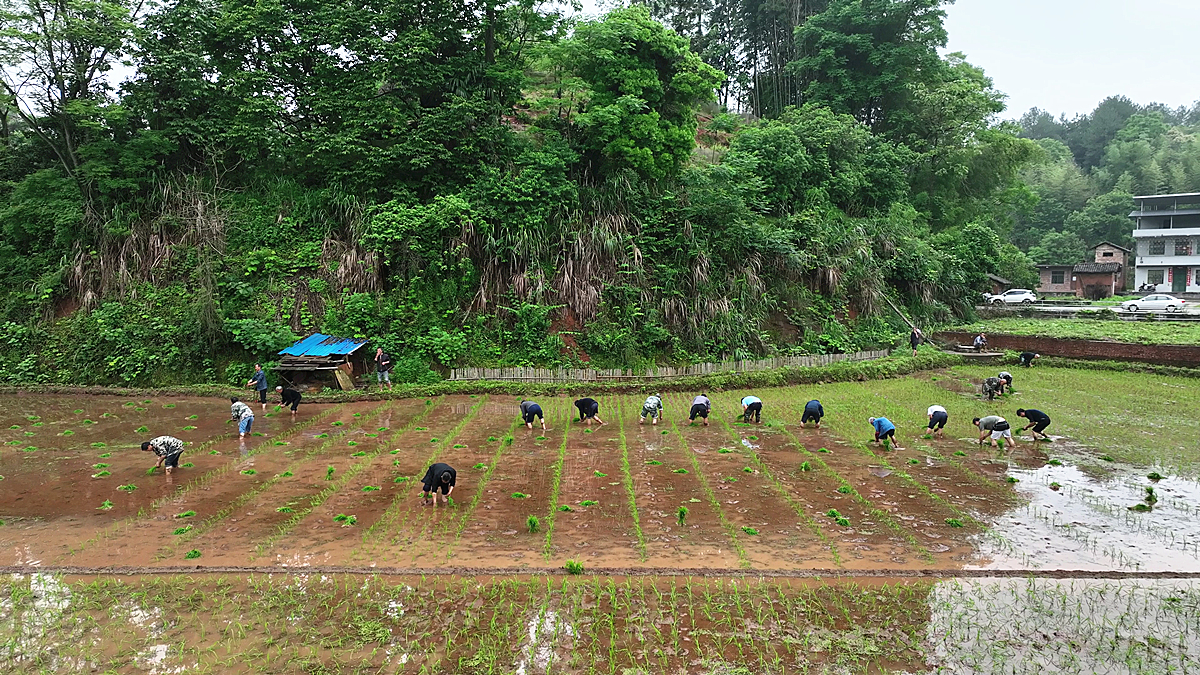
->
982, 376, 1003, 401
1016, 408, 1052, 441
640, 394, 663, 425
997, 371, 1013, 395
573, 397, 605, 425
741, 395, 763, 424
801, 400, 823, 429
519, 400, 546, 430
142, 435, 185, 475
277, 386, 302, 416
688, 394, 711, 426
421, 462, 456, 506
973, 415, 1016, 449
926, 404, 948, 439
1019, 352, 1040, 367
230, 397, 255, 438
868, 417, 902, 450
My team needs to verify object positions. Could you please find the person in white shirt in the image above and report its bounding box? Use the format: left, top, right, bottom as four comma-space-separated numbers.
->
926, 404, 949, 439
688, 395, 711, 426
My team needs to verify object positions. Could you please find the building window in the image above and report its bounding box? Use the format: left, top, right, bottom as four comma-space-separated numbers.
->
1102, 251, 1114, 257
1148, 269, 1165, 285
1176, 239, 1192, 256
1149, 240, 1166, 256
1051, 271, 1065, 284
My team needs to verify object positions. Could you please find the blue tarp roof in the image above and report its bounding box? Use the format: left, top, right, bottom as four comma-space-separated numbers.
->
279, 334, 370, 357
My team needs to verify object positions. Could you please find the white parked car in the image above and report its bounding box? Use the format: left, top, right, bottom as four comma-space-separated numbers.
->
1120, 294, 1187, 312
984, 289, 1037, 305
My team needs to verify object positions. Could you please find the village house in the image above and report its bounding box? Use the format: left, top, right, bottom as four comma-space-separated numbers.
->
1036, 243, 1127, 299
1130, 192, 1200, 293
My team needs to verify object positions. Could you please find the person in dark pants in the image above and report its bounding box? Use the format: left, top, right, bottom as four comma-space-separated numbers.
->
982, 376, 1003, 401
520, 400, 546, 430
688, 394, 711, 426
374, 347, 393, 390
910, 327, 923, 357
420, 462, 456, 506
142, 436, 186, 475
574, 397, 605, 425
926, 404, 949, 438
276, 386, 302, 416
1016, 408, 1052, 441
997, 371, 1013, 395
800, 400, 823, 428
246, 364, 268, 412
973, 333, 988, 353
741, 395, 763, 423
868, 417, 902, 449
1019, 352, 1040, 367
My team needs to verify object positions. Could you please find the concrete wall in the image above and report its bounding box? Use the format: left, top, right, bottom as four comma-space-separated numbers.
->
935, 331, 1200, 366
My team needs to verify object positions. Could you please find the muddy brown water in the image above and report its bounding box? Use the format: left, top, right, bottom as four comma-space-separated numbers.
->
4, 392, 1200, 574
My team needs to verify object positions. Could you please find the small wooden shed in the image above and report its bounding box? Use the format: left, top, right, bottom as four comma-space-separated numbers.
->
274, 334, 371, 390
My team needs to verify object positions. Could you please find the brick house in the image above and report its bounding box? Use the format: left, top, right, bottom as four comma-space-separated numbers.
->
1090, 241, 1130, 290
1037, 261, 1124, 299
1072, 262, 1123, 299
1037, 265, 1074, 294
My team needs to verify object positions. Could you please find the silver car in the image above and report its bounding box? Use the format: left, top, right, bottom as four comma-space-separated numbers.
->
1120, 294, 1187, 312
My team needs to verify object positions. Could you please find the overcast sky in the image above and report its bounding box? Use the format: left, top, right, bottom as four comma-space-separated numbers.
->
944, 0, 1200, 119
576, 0, 1200, 120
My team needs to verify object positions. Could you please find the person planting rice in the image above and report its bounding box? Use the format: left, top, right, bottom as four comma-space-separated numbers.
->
640, 394, 663, 425
868, 417, 902, 449
245, 364, 268, 412
997, 371, 1014, 394
800, 399, 823, 428
231, 397, 255, 438
573, 397, 605, 425
276, 386, 302, 416
973, 415, 1016, 449
741, 395, 763, 424
520, 399, 546, 430
1016, 408, 1052, 441
1019, 351, 1040, 367
926, 404, 949, 438
420, 462, 456, 506
688, 394, 711, 426
982, 376, 1003, 401
141, 435, 185, 475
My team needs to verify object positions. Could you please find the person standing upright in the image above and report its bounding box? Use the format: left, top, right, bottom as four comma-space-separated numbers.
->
910, 326, 923, 357
374, 347, 393, 391
246, 364, 268, 412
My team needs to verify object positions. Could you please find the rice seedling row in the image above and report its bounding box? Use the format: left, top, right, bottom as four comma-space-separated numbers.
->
352, 396, 487, 561
615, 397, 648, 561
154, 402, 399, 561
254, 399, 452, 557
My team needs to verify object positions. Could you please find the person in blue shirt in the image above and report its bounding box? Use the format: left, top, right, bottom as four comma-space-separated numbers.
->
245, 364, 268, 412
741, 395, 762, 423
801, 400, 823, 428
868, 416, 903, 449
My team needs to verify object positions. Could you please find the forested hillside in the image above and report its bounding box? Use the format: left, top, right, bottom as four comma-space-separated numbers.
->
1014, 99, 1200, 263
0, 0, 1121, 385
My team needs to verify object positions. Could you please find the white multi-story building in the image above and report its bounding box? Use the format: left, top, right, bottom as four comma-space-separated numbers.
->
1131, 192, 1200, 293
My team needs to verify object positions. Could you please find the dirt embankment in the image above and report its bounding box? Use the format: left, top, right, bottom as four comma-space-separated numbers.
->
935, 332, 1200, 367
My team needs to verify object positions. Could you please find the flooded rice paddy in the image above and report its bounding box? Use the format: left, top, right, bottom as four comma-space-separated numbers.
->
1, 366, 1199, 672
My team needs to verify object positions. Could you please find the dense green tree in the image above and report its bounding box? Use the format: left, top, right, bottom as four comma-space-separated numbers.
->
1027, 231, 1087, 266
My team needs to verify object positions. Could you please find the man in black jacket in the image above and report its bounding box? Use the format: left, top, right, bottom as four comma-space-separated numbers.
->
421, 462, 456, 506
1016, 408, 1052, 441
574, 397, 605, 425
276, 386, 302, 416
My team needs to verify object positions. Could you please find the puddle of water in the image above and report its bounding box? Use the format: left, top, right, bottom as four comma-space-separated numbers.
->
514, 609, 575, 675
972, 461, 1200, 571
926, 577, 1200, 673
